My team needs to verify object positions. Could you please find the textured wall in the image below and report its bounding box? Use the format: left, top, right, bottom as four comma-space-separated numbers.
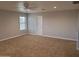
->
42, 10, 78, 41
0, 11, 27, 40
28, 10, 78, 41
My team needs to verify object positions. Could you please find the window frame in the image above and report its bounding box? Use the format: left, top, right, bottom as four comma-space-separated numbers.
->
19, 16, 26, 31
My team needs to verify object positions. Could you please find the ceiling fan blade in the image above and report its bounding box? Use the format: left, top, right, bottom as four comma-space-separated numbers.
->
24, 2, 37, 10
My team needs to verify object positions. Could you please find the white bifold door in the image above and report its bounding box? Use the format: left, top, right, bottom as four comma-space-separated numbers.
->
28, 14, 42, 35
36, 16, 42, 35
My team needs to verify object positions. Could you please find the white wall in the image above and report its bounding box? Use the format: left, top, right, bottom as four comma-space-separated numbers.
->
42, 10, 78, 41
0, 11, 27, 40
28, 10, 78, 41
0, 10, 78, 41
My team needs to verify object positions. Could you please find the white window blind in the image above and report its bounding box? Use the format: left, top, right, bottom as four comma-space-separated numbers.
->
19, 16, 26, 30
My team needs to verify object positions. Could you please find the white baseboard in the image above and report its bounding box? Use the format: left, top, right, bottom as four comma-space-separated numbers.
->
29, 33, 77, 41
42, 34, 79, 50
0, 33, 78, 50
42, 35, 77, 41
0, 33, 27, 41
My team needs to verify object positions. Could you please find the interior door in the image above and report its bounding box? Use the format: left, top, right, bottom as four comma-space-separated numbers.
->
36, 16, 43, 35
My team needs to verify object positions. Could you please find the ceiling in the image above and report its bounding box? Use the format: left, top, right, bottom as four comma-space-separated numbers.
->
0, 1, 79, 13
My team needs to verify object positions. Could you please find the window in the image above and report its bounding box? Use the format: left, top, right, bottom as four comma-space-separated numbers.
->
19, 16, 26, 30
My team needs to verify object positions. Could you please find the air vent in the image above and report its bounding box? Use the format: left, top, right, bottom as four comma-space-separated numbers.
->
73, 1, 79, 4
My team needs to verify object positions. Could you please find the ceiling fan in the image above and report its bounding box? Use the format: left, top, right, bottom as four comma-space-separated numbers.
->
23, 2, 37, 10
18, 1, 37, 10
18, 1, 41, 13
73, 1, 79, 4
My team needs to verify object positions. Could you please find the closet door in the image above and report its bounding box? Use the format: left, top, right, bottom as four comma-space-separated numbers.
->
36, 16, 43, 35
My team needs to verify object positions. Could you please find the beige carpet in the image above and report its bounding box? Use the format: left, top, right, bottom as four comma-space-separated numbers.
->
0, 34, 79, 57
